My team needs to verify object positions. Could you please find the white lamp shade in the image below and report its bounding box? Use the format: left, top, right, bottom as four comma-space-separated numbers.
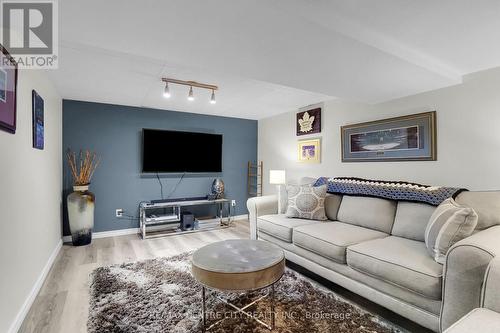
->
269, 170, 286, 185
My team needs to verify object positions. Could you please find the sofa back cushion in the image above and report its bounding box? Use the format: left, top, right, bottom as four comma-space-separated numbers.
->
325, 194, 343, 220
337, 196, 397, 233
391, 202, 436, 241
455, 191, 500, 230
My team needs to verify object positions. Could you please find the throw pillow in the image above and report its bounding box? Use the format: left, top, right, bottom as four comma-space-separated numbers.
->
285, 184, 328, 220
424, 198, 478, 264
278, 177, 321, 214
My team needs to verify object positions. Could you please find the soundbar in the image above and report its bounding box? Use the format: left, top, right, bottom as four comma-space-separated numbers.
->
151, 196, 208, 204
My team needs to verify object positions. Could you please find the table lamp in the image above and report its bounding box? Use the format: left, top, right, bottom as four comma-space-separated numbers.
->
269, 170, 286, 213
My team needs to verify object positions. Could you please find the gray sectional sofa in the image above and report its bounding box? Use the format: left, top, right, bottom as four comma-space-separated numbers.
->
247, 181, 500, 332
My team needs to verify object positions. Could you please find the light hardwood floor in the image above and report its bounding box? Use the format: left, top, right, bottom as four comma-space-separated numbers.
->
19, 221, 250, 333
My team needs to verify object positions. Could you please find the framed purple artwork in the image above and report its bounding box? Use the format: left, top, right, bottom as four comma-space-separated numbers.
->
0, 45, 18, 134
32, 90, 44, 150
296, 107, 321, 136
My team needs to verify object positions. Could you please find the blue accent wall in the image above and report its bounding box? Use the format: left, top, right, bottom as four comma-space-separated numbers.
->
62, 100, 257, 234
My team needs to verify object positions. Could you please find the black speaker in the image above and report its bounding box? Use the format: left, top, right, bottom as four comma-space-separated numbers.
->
180, 212, 195, 231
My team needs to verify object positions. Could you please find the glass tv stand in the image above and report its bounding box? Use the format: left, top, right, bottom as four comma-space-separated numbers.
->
139, 198, 233, 239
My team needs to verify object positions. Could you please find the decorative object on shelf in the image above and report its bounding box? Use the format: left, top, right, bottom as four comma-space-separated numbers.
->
341, 111, 437, 162
210, 178, 225, 199
0, 45, 18, 134
66, 149, 101, 246
269, 170, 286, 213
298, 138, 321, 163
161, 78, 218, 104
32, 90, 44, 149
297, 107, 321, 136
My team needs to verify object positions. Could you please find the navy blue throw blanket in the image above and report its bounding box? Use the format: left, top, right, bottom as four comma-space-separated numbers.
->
314, 177, 466, 206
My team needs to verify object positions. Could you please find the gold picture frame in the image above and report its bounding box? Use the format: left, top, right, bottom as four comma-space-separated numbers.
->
298, 138, 321, 163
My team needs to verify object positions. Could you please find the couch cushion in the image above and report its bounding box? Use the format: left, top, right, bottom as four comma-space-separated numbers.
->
347, 236, 443, 299
392, 201, 436, 241
337, 196, 397, 233
293, 222, 387, 263
456, 191, 500, 230
325, 194, 343, 220
258, 214, 321, 243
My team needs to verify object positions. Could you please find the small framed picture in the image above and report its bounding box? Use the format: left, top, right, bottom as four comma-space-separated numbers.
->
0, 45, 18, 134
32, 90, 44, 150
297, 107, 321, 136
298, 138, 321, 163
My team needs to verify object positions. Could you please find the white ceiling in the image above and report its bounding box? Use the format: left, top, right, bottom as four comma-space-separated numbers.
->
47, 0, 500, 120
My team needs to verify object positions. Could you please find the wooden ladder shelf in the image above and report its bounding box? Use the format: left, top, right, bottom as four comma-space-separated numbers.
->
247, 161, 263, 197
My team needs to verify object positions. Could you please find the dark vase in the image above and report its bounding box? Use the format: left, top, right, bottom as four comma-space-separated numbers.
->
211, 178, 225, 199
67, 184, 95, 246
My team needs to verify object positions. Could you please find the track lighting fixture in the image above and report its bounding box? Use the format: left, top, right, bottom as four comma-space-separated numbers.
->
161, 78, 218, 104
188, 86, 194, 101
163, 82, 171, 98
210, 90, 216, 104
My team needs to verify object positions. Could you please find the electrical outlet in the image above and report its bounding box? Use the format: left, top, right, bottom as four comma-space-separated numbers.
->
116, 209, 123, 217
231, 200, 236, 207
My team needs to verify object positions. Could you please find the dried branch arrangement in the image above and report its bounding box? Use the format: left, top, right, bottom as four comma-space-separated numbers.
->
66, 149, 101, 186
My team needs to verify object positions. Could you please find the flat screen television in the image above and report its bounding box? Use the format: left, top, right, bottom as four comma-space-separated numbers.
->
142, 129, 223, 173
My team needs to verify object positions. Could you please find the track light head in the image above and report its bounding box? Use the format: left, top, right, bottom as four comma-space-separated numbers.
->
210, 90, 216, 104
163, 82, 171, 98
187, 86, 194, 101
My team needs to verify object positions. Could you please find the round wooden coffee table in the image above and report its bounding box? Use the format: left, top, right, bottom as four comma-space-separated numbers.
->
191, 239, 285, 331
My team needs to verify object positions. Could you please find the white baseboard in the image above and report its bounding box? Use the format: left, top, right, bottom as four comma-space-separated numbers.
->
62, 214, 248, 243
62, 227, 140, 243
8, 239, 63, 333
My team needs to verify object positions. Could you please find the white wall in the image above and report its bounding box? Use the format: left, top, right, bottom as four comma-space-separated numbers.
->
0, 70, 62, 333
259, 67, 500, 194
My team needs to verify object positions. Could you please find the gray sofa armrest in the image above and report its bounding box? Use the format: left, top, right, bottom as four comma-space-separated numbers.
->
443, 308, 500, 333
246, 195, 278, 240
440, 225, 500, 332
482, 257, 500, 313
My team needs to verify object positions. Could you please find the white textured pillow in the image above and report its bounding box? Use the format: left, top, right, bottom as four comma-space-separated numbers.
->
285, 184, 327, 220
424, 198, 478, 264
278, 177, 319, 214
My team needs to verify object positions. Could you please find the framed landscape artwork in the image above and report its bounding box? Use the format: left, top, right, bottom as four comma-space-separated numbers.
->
341, 111, 436, 162
0, 45, 18, 133
296, 108, 321, 136
32, 90, 44, 150
298, 138, 321, 163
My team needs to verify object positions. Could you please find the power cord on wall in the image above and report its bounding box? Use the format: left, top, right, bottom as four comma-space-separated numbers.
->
166, 172, 186, 199
120, 213, 139, 221
156, 172, 164, 199
156, 172, 186, 200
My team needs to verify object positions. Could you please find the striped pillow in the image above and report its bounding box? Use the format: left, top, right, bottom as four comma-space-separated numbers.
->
425, 198, 478, 264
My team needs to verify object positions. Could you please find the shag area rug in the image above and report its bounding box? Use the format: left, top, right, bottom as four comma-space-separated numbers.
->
89, 253, 404, 333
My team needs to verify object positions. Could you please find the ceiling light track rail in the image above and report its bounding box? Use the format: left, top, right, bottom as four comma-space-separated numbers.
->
161, 78, 218, 104
161, 78, 218, 91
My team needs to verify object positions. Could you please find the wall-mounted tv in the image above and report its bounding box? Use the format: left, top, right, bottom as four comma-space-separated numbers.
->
142, 129, 223, 173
